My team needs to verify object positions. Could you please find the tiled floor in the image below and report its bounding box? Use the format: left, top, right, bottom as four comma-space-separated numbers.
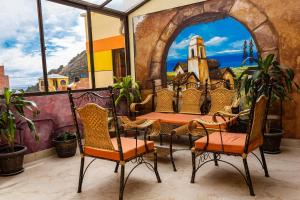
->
1, 145, 300, 200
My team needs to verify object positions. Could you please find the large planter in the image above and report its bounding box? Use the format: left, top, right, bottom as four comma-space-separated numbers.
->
263, 129, 283, 154
0, 145, 27, 176
53, 135, 77, 158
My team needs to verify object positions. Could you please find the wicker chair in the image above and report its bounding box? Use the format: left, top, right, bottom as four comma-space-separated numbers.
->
179, 88, 203, 114
189, 92, 270, 196
209, 87, 237, 115
68, 87, 161, 200
155, 88, 175, 113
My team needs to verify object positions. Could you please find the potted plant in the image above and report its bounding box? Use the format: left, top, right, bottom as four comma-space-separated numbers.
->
112, 75, 141, 116
238, 54, 299, 153
0, 88, 39, 176
52, 132, 77, 158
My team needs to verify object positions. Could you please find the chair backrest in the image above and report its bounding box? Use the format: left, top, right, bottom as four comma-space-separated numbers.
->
179, 88, 203, 114
155, 88, 175, 113
247, 95, 268, 146
77, 103, 115, 150
68, 87, 123, 159
209, 87, 236, 114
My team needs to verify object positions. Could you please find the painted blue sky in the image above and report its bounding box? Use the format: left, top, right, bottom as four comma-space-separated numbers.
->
166, 17, 257, 71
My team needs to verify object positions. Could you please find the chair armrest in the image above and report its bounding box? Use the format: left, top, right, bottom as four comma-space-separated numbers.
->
213, 109, 250, 119
130, 94, 154, 112
171, 124, 189, 136
118, 116, 160, 136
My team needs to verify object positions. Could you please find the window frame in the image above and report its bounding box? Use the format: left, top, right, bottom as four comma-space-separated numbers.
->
1, 0, 134, 96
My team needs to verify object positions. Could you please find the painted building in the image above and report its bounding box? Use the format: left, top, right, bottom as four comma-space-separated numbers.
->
187, 35, 210, 84
39, 74, 69, 92
0, 65, 9, 94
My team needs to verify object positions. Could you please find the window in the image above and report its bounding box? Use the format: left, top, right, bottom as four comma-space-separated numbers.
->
0, 0, 127, 94
42, 0, 90, 91
0, 0, 43, 93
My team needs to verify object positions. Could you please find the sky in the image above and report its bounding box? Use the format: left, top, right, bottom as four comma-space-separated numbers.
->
0, 0, 87, 90
166, 17, 257, 65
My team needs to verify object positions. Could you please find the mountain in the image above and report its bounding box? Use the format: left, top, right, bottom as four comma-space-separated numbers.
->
48, 50, 88, 82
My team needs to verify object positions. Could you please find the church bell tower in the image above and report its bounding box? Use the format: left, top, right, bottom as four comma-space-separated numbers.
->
187, 35, 210, 84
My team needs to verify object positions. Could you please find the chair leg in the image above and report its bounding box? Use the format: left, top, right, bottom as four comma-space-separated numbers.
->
154, 150, 162, 183
243, 158, 255, 196
191, 150, 196, 183
119, 164, 125, 200
160, 134, 163, 145
170, 134, 177, 171
259, 146, 269, 177
77, 157, 85, 193
114, 162, 119, 173
188, 134, 193, 148
213, 153, 219, 166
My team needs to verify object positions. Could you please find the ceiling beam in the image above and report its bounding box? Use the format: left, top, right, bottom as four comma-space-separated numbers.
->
99, 0, 112, 8
126, 0, 151, 15
46, 0, 126, 18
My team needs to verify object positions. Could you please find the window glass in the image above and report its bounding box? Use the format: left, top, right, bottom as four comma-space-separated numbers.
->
105, 0, 144, 12
0, 0, 43, 93
42, 0, 90, 91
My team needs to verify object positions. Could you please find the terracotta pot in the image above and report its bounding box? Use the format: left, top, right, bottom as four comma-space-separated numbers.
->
53, 136, 77, 158
0, 145, 27, 176
263, 129, 283, 154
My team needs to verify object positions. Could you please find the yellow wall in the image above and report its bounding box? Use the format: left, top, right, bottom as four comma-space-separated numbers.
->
128, 0, 207, 81
90, 71, 114, 88
85, 13, 124, 88
90, 13, 122, 40
87, 50, 113, 71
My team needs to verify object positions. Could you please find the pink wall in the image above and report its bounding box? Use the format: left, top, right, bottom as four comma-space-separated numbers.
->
19, 91, 127, 153
19, 94, 74, 153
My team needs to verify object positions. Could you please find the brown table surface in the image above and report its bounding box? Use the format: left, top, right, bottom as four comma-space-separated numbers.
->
137, 112, 230, 130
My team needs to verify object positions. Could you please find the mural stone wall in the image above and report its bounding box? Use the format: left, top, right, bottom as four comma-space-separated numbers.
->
133, 0, 300, 138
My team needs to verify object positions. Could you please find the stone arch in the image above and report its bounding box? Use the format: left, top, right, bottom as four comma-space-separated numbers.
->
149, 0, 279, 84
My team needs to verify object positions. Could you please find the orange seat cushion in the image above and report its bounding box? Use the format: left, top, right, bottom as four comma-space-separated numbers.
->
84, 137, 154, 161
137, 112, 231, 130
194, 132, 263, 154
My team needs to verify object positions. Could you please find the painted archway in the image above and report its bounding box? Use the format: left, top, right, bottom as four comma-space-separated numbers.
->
148, 0, 279, 85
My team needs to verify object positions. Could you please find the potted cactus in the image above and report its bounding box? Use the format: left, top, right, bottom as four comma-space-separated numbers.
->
0, 88, 39, 176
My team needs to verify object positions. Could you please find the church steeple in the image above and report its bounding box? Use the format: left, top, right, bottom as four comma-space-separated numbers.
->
187, 35, 210, 84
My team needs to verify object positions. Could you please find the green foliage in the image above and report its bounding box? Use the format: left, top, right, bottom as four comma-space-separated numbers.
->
112, 76, 141, 106
0, 88, 39, 152
55, 132, 76, 141
237, 54, 300, 104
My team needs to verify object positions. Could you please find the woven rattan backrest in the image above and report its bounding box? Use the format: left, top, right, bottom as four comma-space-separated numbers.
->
249, 95, 268, 144
77, 103, 115, 151
155, 88, 174, 113
209, 88, 235, 114
179, 88, 202, 114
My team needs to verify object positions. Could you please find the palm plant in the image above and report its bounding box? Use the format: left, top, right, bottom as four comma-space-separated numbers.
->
0, 88, 39, 152
113, 76, 141, 107
237, 54, 299, 103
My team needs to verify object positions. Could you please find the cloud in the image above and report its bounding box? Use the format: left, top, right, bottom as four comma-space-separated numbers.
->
216, 49, 242, 54
167, 34, 196, 60
230, 40, 245, 49
205, 36, 228, 46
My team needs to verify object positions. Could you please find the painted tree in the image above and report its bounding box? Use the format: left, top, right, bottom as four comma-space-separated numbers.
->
249, 39, 254, 64
243, 40, 248, 62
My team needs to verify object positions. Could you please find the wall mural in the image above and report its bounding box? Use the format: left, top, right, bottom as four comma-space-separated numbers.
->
166, 16, 258, 88
131, 1, 268, 90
